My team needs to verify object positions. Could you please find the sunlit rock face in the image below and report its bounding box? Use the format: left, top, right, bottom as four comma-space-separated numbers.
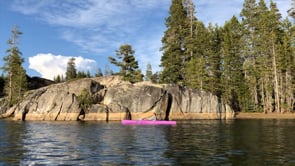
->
165, 85, 234, 120
0, 76, 234, 121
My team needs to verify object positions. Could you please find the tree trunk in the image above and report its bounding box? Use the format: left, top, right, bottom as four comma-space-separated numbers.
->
9, 71, 12, 103
261, 79, 266, 113
272, 40, 280, 113
188, 0, 193, 58
285, 69, 293, 112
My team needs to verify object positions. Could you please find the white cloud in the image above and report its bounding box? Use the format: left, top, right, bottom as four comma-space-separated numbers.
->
28, 53, 97, 80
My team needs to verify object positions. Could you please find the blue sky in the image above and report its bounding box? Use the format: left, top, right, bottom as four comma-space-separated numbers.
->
0, 0, 291, 80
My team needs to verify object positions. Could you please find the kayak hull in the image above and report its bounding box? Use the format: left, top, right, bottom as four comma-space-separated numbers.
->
121, 120, 176, 125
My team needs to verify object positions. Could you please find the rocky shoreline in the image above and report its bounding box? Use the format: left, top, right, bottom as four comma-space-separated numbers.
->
0, 76, 234, 121
235, 112, 295, 119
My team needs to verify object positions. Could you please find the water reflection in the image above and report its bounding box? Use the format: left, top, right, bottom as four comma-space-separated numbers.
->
0, 119, 295, 165
230, 119, 295, 165
17, 121, 173, 165
164, 120, 234, 165
95, 124, 172, 165
21, 121, 85, 165
0, 121, 26, 165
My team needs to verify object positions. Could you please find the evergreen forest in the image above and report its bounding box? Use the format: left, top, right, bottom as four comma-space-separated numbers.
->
159, 0, 294, 113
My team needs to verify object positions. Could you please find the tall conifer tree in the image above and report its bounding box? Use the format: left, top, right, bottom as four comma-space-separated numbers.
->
66, 57, 77, 80
255, 0, 273, 112
268, 0, 282, 112
280, 18, 295, 112
240, 0, 260, 111
184, 21, 209, 90
221, 16, 248, 112
2, 26, 27, 105
145, 63, 153, 81
206, 24, 222, 97
160, 0, 189, 84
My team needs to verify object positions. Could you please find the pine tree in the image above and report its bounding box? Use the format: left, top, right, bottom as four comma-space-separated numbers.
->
2, 26, 27, 105
253, 0, 273, 113
145, 63, 153, 81
95, 68, 103, 77
151, 72, 161, 83
65, 57, 77, 80
183, 0, 199, 86
86, 70, 91, 78
135, 69, 143, 82
77, 71, 86, 78
252, 0, 283, 113
221, 16, 248, 112
184, 21, 209, 90
240, 0, 260, 111
54, 75, 62, 83
268, 0, 283, 112
183, 0, 197, 59
206, 24, 222, 97
109, 44, 142, 83
280, 18, 295, 112
160, 0, 189, 84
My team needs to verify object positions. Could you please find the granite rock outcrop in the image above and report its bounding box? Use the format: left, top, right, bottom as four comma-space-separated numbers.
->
0, 76, 234, 121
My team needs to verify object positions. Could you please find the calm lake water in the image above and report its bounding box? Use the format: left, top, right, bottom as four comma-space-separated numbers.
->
0, 119, 295, 165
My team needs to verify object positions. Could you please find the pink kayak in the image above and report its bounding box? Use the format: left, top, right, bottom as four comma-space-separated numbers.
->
121, 120, 176, 125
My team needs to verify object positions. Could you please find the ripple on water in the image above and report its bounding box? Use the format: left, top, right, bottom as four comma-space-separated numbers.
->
1, 120, 295, 165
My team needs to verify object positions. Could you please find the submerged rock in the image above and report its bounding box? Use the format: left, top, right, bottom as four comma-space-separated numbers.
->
0, 76, 234, 121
